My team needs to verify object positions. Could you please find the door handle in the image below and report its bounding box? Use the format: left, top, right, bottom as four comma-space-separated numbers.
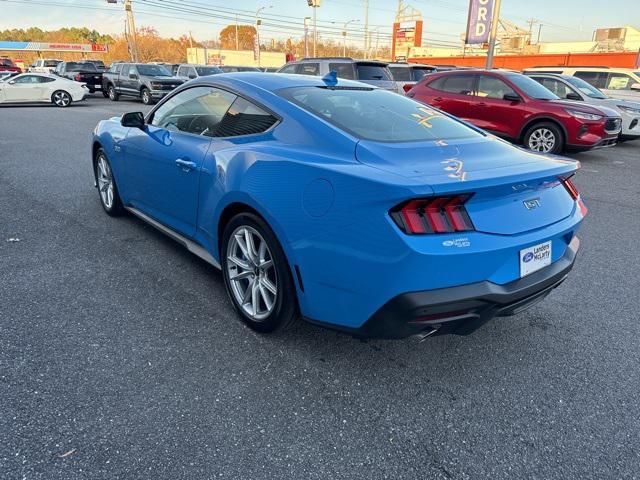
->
175, 159, 197, 171
477, 102, 487, 107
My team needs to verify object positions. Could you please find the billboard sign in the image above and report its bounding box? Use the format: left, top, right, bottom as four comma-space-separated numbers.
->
392, 20, 423, 61
465, 0, 495, 45
0, 41, 108, 52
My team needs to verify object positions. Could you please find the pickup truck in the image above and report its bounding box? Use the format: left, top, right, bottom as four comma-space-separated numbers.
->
29, 59, 62, 74
102, 63, 184, 105
0, 57, 22, 74
54, 61, 104, 94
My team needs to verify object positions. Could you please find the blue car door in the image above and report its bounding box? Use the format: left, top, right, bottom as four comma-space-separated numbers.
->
123, 86, 237, 238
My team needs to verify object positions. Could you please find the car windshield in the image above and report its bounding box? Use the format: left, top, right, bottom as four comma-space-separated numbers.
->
1, 58, 15, 67
195, 66, 221, 76
278, 86, 480, 143
67, 62, 97, 72
413, 67, 434, 80
137, 64, 172, 76
506, 73, 558, 100
356, 64, 391, 81
563, 76, 607, 99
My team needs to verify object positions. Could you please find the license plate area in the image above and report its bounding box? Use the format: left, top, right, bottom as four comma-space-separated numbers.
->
520, 241, 552, 278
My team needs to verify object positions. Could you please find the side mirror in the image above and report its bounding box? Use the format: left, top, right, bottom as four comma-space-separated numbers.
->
8, 80, 16, 85
188, 74, 196, 79
121, 111, 145, 129
503, 93, 521, 102
631, 82, 640, 91
566, 92, 582, 101
129, 73, 138, 79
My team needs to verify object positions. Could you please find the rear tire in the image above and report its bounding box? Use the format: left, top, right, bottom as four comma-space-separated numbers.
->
524, 122, 564, 154
107, 85, 119, 101
51, 90, 72, 108
94, 149, 125, 216
141, 88, 154, 105
221, 213, 299, 334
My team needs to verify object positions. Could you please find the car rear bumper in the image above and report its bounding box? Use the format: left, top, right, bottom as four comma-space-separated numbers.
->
307, 236, 580, 339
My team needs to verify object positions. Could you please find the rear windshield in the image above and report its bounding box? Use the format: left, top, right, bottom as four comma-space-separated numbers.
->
67, 62, 97, 72
356, 64, 391, 81
195, 66, 221, 75
277, 86, 479, 143
389, 66, 411, 81
505, 73, 558, 100
137, 64, 172, 76
564, 76, 607, 99
44, 60, 60, 67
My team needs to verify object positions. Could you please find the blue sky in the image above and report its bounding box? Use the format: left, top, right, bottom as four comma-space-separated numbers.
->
1, 0, 638, 47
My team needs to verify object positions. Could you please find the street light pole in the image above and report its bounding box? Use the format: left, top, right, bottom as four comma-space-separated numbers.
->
337, 19, 358, 57
255, 5, 272, 68
303, 17, 311, 58
307, 0, 321, 57
485, 0, 502, 69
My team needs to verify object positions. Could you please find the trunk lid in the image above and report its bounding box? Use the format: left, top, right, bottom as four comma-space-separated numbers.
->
356, 136, 580, 235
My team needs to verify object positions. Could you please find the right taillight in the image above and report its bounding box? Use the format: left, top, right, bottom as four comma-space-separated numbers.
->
560, 176, 588, 216
390, 195, 475, 234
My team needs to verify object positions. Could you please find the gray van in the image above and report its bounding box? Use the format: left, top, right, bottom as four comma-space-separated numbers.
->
277, 57, 397, 92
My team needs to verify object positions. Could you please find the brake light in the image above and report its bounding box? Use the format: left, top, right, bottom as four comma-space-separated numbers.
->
74, 73, 82, 81
560, 176, 587, 216
403, 83, 415, 93
561, 177, 579, 200
391, 195, 475, 234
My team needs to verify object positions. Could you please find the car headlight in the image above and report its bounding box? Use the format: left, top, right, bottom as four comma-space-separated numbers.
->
565, 109, 603, 121
150, 82, 162, 89
617, 105, 640, 115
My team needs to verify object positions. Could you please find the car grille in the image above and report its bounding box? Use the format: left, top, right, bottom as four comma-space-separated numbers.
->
158, 84, 180, 90
604, 117, 622, 133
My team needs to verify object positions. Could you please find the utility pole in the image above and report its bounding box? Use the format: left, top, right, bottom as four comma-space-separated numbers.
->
341, 19, 358, 57
235, 14, 239, 50
303, 17, 310, 57
364, 0, 369, 58
255, 6, 272, 68
307, 0, 321, 57
485, 0, 502, 69
124, 0, 139, 62
537, 23, 544, 44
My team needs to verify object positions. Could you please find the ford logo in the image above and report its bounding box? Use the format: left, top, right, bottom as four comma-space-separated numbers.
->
523, 252, 534, 263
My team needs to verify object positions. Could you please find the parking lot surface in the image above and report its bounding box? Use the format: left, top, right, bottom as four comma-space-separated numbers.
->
1, 96, 639, 479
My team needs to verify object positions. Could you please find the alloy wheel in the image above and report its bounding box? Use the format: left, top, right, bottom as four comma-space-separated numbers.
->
96, 155, 114, 209
528, 128, 556, 153
53, 91, 70, 107
226, 226, 277, 321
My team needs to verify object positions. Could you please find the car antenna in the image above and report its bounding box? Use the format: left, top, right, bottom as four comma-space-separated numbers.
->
322, 70, 338, 87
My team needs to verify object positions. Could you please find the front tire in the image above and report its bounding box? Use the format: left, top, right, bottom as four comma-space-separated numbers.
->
141, 87, 154, 105
94, 149, 124, 216
221, 213, 299, 333
107, 85, 119, 101
524, 122, 564, 154
51, 90, 72, 108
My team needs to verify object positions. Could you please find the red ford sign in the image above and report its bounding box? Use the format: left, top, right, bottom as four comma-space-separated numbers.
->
465, 0, 495, 45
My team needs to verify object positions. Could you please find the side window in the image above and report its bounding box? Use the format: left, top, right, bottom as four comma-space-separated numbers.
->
440, 75, 475, 95
328, 63, 356, 79
296, 63, 320, 76
150, 86, 236, 137
177, 66, 186, 76
477, 75, 517, 99
279, 64, 297, 74
388, 67, 411, 81
14, 75, 40, 84
574, 71, 607, 89
538, 78, 573, 98
109, 64, 122, 74
42, 77, 56, 83
606, 73, 634, 90
189, 67, 197, 77
214, 97, 278, 137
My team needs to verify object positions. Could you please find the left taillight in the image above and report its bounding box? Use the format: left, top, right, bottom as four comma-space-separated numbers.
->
390, 195, 475, 235
74, 73, 82, 81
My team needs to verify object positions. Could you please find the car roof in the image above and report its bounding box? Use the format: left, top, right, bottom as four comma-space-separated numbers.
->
189, 71, 376, 92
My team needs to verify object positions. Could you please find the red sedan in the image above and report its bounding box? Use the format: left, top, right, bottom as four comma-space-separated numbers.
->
407, 69, 622, 154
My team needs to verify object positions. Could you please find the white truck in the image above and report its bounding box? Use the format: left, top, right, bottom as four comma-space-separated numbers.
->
29, 59, 62, 74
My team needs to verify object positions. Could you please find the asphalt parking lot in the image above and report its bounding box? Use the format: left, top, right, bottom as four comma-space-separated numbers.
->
1, 95, 639, 480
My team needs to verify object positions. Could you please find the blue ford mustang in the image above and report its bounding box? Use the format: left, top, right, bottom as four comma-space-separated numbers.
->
92, 72, 586, 339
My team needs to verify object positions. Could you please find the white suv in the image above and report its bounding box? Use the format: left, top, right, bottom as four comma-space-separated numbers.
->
524, 67, 640, 102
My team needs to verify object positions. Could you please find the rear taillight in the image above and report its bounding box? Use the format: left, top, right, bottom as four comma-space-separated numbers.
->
403, 83, 415, 93
74, 74, 82, 81
560, 176, 588, 216
390, 195, 475, 234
